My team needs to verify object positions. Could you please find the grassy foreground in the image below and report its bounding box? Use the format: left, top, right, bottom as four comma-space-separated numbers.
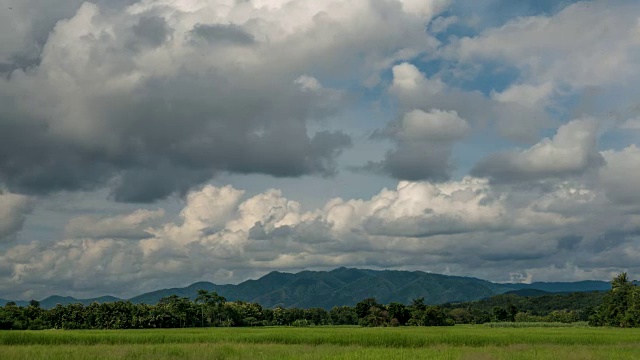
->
2, 326, 640, 359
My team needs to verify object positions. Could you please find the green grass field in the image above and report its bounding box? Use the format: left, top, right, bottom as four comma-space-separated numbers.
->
2, 326, 640, 359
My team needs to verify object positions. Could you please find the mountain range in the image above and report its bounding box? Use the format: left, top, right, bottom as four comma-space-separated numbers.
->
0, 268, 611, 309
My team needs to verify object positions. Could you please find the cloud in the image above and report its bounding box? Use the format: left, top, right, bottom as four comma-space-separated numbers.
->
444, 1, 640, 89
1, 0, 640, 301
620, 118, 640, 130
491, 81, 554, 108
364, 63, 474, 181
472, 119, 603, 183
189, 23, 255, 45
397, 109, 470, 142
600, 145, 640, 204
5, 175, 636, 299
0, 192, 33, 243
388, 61, 550, 143
64, 209, 165, 240
1, 0, 448, 202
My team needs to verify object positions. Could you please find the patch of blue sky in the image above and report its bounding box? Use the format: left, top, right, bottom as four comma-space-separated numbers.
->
440, 60, 521, 96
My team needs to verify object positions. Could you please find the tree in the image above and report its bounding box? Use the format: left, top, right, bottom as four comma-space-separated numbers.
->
195, 290, 226, 327
449, 308, 473, 324
410, 297, 427, 312
387, 302, 410, 325
492, 306, 509, 322
590, 272, 638, 327
422, 306, 452, 326
355, 298, 379, 319
329, 306, 357, 325
362, 306, 389, 327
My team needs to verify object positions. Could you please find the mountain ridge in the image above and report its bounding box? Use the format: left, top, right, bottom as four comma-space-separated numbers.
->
1, 268, 611, 309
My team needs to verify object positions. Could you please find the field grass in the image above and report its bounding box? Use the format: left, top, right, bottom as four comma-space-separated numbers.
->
483, 322, 590, 328
2, 326, 640, 359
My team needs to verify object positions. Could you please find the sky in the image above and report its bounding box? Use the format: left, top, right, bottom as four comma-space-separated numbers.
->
1, 0, 640, 300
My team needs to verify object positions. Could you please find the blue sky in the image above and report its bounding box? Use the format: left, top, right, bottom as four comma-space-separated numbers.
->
1, 0, 640, 300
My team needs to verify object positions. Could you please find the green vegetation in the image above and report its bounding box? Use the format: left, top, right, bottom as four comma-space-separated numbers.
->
590, 273, 640, 327
2, 327, 640, 359
483, 322, 589, 328
2, 273, 640, 359
0, 272, 636, 330
0, 268, 611, 309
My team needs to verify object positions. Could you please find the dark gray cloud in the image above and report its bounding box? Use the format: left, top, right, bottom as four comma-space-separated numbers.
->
0, 13, 351, 203
0, 192, 33, 243
0, 0, 140, 71
363, 144, 452, 181
0, 75, 351, 202
471, 151, 604, 183
363, 108, 469, 181
557, 235, 582, 251
190, 24, 255, 45
130, 16, 172, 49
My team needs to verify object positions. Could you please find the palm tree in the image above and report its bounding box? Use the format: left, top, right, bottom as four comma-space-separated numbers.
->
612, 272, 630, 291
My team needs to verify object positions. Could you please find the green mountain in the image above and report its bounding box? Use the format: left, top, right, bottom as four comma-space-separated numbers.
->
126, 267, 609, 309
1, 268, 611, 309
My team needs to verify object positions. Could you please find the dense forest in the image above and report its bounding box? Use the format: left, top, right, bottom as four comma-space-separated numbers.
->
0, 274, 637, 330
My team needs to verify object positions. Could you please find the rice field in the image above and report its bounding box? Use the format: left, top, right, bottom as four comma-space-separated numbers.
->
2, 326, 640, 359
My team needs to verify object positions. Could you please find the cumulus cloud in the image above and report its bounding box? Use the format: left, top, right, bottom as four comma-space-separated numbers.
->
388, 61, 550, 142
4, 175, 637, 299
2, 0, 640, 301
398, 109, 470, 142
0, 192, 33, 243
64, 209, 165, 240
364, 63, 474, 181
491, 82, 555, 109
444, 1, 640, 89
599, 145, 640, 204
0, 0, 449, 202
472, 119, 603, 183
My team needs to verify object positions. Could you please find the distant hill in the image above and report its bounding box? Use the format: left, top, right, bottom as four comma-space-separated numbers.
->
1, 268, 612, 309
504, 280, 611, 293
128, 267, 508, 308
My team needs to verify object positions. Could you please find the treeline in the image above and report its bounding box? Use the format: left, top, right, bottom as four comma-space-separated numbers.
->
0, 292, 594, 330
589, 273, 640, 327
0, 291, 456, 330
442, 291, 604, 324
1, 274, 637, 330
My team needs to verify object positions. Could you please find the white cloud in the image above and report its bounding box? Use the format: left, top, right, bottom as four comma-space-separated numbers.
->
0, 192, 33, 243
473, 119, 603, 182
388, 61, 550, 142
491, 82, 554, 109
399, 109, 470, 141
445, 2, 640, 89
600, 145, 640, 204
64, 209, 165, 240
398, 0, 451, 18
390, 62, 445, 98
6, 175, 637, 299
